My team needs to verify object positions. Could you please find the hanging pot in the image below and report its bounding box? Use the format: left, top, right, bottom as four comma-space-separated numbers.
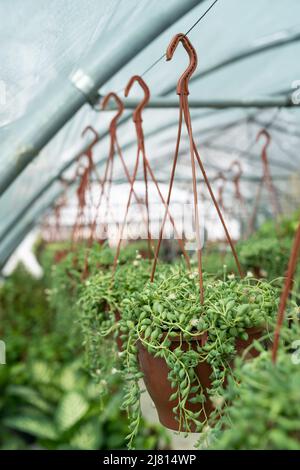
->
137, 326, 263, 431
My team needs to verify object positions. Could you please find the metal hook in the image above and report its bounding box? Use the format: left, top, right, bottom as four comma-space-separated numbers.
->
102, 92, 124, 131
166, 33, 198, 95
75, 160, 89, 177
216, 171, 226, 211
256, 129, 271, 157
81, 125, 99, 147
216, 170, 226, 187
228, 160, 242, 181
256, 128, 280, 217
124, 75, 150, 122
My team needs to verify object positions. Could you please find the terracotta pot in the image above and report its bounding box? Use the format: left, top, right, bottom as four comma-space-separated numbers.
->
138, 327, 262, 431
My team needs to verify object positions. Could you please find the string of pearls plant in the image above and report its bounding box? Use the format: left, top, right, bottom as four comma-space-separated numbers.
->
119, 264, 279, 447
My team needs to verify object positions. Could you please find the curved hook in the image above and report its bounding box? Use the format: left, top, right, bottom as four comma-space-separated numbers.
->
166, 33, 198, 95
124, 75, 150, 122
228, 160, 243, 202
216, 171, 226, 210
75, 160, 89, 177
256, 129, 271, 156
216, 170, 226, 182
81, 125, 99, 147
228, 160, 242, 180
102, 92, 124, 130
216, 171, 226, 190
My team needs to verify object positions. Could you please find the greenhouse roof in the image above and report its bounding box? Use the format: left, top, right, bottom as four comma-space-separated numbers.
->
1, 0, 300, 265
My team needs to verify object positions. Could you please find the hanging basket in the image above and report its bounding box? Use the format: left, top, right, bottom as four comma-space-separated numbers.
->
137, 326, 263, 431
136, 33, 247, 432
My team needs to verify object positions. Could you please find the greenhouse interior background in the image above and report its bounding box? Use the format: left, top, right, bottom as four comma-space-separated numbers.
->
1, 0, 300, 453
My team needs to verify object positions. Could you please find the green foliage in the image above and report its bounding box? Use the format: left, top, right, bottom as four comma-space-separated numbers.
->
236, 212, 299, 280
78, 257, 170, 382
0, 260, 169, 450
237, 236, 292, 280
0, 358, 168, 450
200, 250, 239, 278
257, 212, 299, 239
40, 241, 151, 317
0, 265, 75, 362
34, 231, 300, 450
211, 349, 300, 449
119, 266, 279, 447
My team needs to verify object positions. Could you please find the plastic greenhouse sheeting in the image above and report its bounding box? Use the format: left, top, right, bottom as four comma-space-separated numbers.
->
1, 0, 300, 264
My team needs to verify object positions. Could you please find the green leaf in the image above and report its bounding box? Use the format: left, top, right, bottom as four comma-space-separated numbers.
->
29, 361, 53, 384
4, 414, 58, 440
70, 419, 103, 450
6, 385, 53, 413
55, 392, 89, 432
58, 365, 80, 392
169, 392, 178, 402
144, 326, 152, 339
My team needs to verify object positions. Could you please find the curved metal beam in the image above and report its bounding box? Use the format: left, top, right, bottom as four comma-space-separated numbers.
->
3, 155, 294, 270
0, 0, 201, 195
0, 186, 61, 268
4, 103, 290, 250
203, 142, 297, 173
0, 108, 227, 244
1, 105, 288, 249
107, 95, 293, 109
252, 117, 300, 139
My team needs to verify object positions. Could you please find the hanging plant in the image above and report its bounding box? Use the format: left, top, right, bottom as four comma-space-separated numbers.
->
104, 34, 282, 449
237, 236, 292, 280
78, 257, 171, 381
237, 212, 300, 280
45, 240, 155, 316
45, 243, 110, 314
209, 220, 300, 450
119, 265, 279, 447
210, 349, 300, 450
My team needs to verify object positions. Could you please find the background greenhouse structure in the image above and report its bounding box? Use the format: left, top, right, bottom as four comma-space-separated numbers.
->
1, 0, 300, 453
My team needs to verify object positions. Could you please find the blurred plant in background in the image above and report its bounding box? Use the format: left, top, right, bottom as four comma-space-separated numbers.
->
237, 212, 300, 280
210, 350, 300, 450
0, 262, 169, 450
